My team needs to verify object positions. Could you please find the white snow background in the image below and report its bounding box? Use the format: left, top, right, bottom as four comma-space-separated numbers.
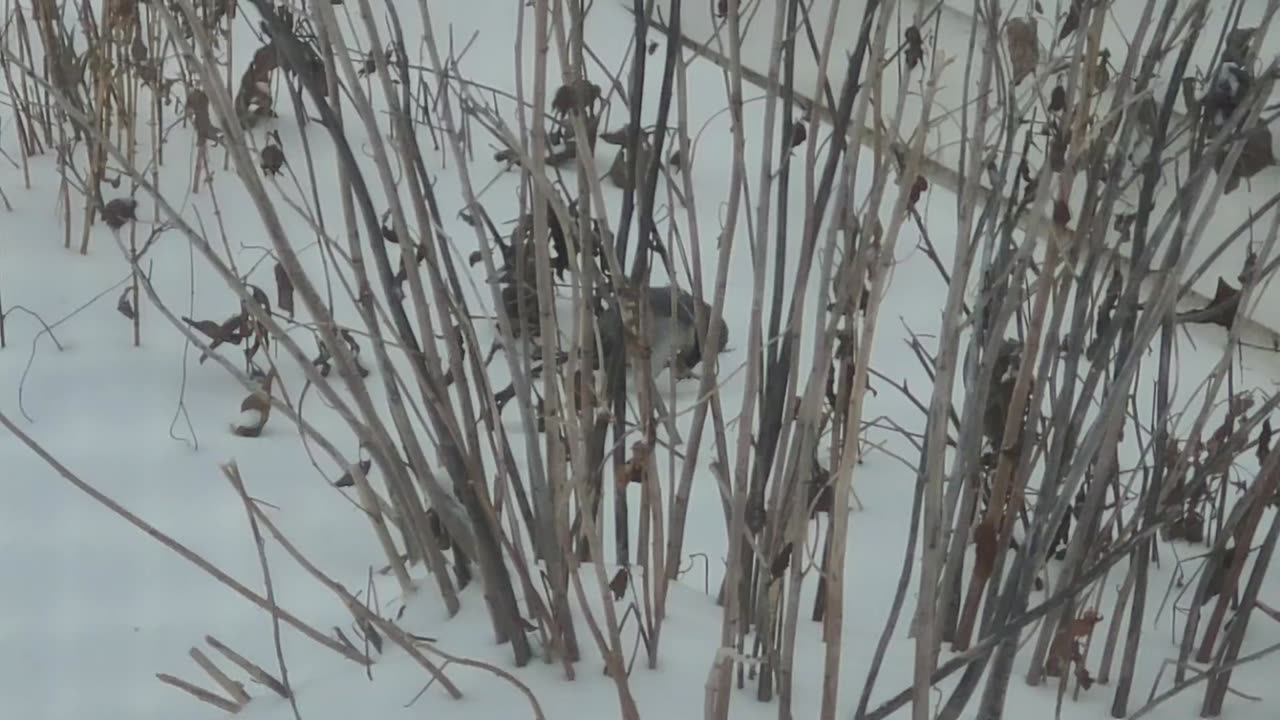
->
1, 1, 1278, 719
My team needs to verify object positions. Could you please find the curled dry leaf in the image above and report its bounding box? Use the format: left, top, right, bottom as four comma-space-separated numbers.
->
615, 441, 651, 489
1224, 26, 1257, 65
274, 262, 294, 316
1182, 77, 1201, 115
1134, 95, 1158, 137
427, 508, 453, 551
185, 89, 222, 144
116, 287, 135, 320
1052, 199, 1071, 228
1049, 84, 1066, 112
1049, 126, 1069, 172
1176, 277, 1240, 329
789, 121, 807, 149
1066, 609, 1103, 638
1075, 663, 1095, 691
598, 126, 631, 145
908, 175, 929, 208
608, 146, 633, 190
183, 314, 245, 362
550, 79, 601, 117
904, 25, 924, 70
337, 329, 370, 377
260, 144, 285, 175
1165, 510, 1205, 544
609, 568, 629, 601
1046, 609, 1102, 678
769, 542, 793, 581
333, 458, 372, 488
745, 493, 767, 534
312, 340, 332, 377
1202, 545, 1237, 606
359, 619, 383, 654
1006, 17, 1039, 85
231, 368, 277, 438
102, 197, 138, 230
1220, 126, 1275, 194
973, 518, 998, 580
1258, 418, 1273, 465
1059, 2, 1081, 41
246, 284, 272, 316
1229, 391, 1255, 418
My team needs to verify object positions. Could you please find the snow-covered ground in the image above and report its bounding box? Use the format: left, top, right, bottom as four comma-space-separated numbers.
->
2, 1, 1278, 719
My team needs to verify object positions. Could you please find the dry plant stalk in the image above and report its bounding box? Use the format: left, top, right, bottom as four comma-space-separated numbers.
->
155, 672, 243, 714
9, 0, 1280, 718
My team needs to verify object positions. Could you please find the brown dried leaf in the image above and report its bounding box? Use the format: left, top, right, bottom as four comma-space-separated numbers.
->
809, 463, 833, 517
102, 197, 138, 230
614, 441, 650, 489
1177, 277, 1240, 329
274, 262, 294, 316
1075, 662, 1095, 691
116, 287, 135, 320
609, 568, 629, 601
1221, 126, 1275, 194
260, 144, 285, 175
1182, 77, 1201, 115
598, 126, 631, 145
183, 315, 239, 344
1202, 546, 1236, 605
359, 619, 383, 654
1133, 96, 1158, 137
608, 147, 631, 189
233, 370, 276, 437
551, 79, 601, 117
1167, 511, 1205, 544
974, 519, 998, 580
1224, 27, 1257, 64
310, 348, 332, 381
1259, 418, 1273, 465
904, 26, 925, 70
1049, 84, 1066, 112
770, 542, 794, 581
1049, 126, 1070, 172
333, 459, 372, 488
1046, 633, 1073, 677
909, 175, 929, 208
607, 143, 650, 190
1059, 2, 1080, 41
789, 121, 807, 149
1066, 610, 1103, 638
745, 493, 767, 534
427, 508, 452, 551
1006, 18, 1039, 85
1053, 199, 1071, 228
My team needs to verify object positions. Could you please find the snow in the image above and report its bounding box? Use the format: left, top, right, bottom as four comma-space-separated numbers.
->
1, 1, 1278, 719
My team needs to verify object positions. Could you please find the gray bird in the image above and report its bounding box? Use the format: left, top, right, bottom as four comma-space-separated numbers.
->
606, 285, 729, 380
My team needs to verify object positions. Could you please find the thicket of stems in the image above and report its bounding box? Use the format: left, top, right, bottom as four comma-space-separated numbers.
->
4, 1, 1280, 718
